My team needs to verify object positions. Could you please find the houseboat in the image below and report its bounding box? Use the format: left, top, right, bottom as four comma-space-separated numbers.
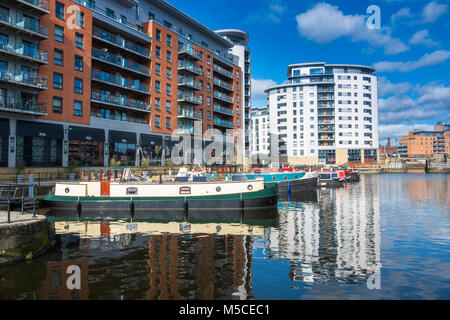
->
317, 171, 346, 188
44, 167, 279, 221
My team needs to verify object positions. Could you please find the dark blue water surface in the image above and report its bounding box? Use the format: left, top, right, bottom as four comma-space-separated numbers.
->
0, 174, 449, 300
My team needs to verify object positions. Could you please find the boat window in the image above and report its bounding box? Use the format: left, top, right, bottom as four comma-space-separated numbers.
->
180, 186, 191, 195
127, 187, 138, 195
272, 176, 276, 180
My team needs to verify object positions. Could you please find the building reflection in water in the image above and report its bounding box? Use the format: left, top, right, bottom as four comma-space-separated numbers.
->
265, 178, 381, 285
38, 220, 266, 300
406, 176, 449, 210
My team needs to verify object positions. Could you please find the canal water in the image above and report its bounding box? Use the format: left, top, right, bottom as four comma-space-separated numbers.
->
0, 174, 449, 300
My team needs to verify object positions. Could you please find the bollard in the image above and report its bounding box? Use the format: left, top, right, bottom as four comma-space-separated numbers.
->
29, 170, 34, 199
7, 185, 10, 224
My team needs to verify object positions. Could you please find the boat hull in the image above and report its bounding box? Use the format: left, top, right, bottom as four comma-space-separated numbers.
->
43, 185, 279, 221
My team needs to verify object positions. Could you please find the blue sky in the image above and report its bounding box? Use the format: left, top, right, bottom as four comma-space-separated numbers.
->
167, 0, 450, 143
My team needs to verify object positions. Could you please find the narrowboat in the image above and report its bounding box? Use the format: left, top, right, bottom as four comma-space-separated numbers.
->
317, 171, 345, 188
43, 168, 279, 221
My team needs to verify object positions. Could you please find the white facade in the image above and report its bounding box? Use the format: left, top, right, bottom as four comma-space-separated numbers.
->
249, 106, 270, 158
265, 62, 379, 165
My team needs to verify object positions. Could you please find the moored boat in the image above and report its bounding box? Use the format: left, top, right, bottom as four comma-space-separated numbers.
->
43, 168, 279, 221
316, 171, 345, 188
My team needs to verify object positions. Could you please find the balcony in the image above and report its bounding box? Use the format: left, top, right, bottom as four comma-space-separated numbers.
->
318, 119, 335, 124
91, 111, 148, 125
178, 61, 203, 76
317, 94, 334, 100
318, 102, 335, 108
213, 91, 233, 104
0, 97, 46, 116
213, 77, 233, 92
0, 70, 47, 90
177, 93, 202, 105
213, 103, 234, 116
318, 126, 335, 132
91, 70, 150, 95
178, 109, 202, 121
0, 9, 48, 39
177, 126, 194, 134
91, 90, 150, 113
213, 64, 234, 80
178, 44, 202, 61
318, 112, 335, 116
17, 0, 49, 15
92, 27, 150, 59
0, 40, 48, 64
92, 48, 150, 77
213, 118, 234, 129
178, 76, 202, 90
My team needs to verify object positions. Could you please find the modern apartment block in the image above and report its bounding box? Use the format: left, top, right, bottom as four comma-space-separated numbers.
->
265, 62, 379, 166
398, 122, 450, 158
0, 0, 245, 168
249, 106, 270, 160
215, 29, 251, 160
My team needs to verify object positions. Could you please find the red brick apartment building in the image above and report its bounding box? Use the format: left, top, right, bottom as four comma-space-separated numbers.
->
0, 0, 248, 168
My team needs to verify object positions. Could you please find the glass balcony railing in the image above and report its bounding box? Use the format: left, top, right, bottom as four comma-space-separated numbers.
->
0, 69, 47, 89
91, 90, 150, 112
317, 94, 334, 100
318, 102, 335, 108
19, 0, 50, 12
178, 44, 202, 60
92, 48, 150, 75
0, 40, 48, 63
178, 109, 202, 120
213, 64, 234, 79
0, 9, 48, 37
0, 97, 47, 115
177, 126, 194, 134
213, 118, 234, 128
177, 93, 202, 105
91, 70, 149, 93
92, 27, 150, 58
91, 111, 148, 125
213, 77, 233, 91
178, 61, 203, 75
213, 91, 233, 104
178, 76, 202, 90
213, 104, 234, 116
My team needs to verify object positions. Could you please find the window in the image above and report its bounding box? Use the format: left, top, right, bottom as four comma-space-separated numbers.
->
75, 33, 83, 49
167, 34, 172, 46
55, 2, 64, 19
78, 12, 85, 28
120, 15, 127, 24
53, 73, 63, 89
166, 117, 171, 129
166, 100, 171, 112
207, 55, 211, 65
155, 80, 160, 93
55, 25, 64, 42
155, 97, 160, 110
155, 46, 160, 58
74, 78, 83, 94
167, 51, 171, 63
74, 100, 82, 116
54, 49, 63, 66
53, 97, 62, 113
207, 111, 211, 120
155, 115, 160, 127
74, 55, 83, 71
155, 29, 161, 41
166, 84, 171, 96
155, 63, 160, 75
106, 8, 115, 19
166, 67, 171, 79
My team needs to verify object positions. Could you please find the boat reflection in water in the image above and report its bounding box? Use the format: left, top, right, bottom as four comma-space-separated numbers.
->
266, 180, 381, 285
36, 215, 278, 300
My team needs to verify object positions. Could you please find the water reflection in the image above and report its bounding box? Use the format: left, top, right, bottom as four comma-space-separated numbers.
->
265, 179, 381, 285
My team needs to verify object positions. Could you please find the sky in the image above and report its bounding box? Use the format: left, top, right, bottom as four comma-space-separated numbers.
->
166, 0, 450, 144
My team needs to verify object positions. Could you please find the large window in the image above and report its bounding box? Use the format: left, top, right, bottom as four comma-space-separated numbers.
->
74, 78, 83, 94
74, 100, 82, 116
53, 73, 63, 89
75, 33, 83, 49
55, 1, 65, 19
54, 49, 63, 66
55, 25, 64, 42
75, 55, 83, 71
53, 97, 62, 113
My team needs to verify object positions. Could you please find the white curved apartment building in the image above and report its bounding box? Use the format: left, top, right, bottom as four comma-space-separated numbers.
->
265, 62, 379, 166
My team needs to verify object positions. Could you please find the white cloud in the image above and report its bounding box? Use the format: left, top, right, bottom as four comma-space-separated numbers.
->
379, 123, 435, 143
251, 78, 277, 105
378, 77, 412, 97
295, 3, 408, 55
409, 29, 440, 47
422, 1, 448, 23
244, 0, 287, 24
373, 50, 450, 72
390, 7, 412, 25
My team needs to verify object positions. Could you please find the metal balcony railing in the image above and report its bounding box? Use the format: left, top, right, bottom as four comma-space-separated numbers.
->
213, 104, 234, 116
213, 77, 233, 91
92, 48, 150, 75
91, 111, 148, 125
0, 40, 48, 63
178, 110, 202, 120
213, 118, 234, 128
18, 0, 50, 12
0, 9, 48, 37
177, 76, 202, 90
178, 61, 203, 75
177, 93, 202, 105
178, 44, 202, 60
92, 27, 150, 58
213, 64, 234, 79
213, 91, 233, 104
0, 97, 47, 115
0, 70, 47, 89
91, 70, 149, 93
91, 90, 150, 112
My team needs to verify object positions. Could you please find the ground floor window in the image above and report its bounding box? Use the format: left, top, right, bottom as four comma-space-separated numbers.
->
0, 134, 7, 167
364, 149, 377, 163
16, 136, 62, 167
319, 149, 336, 165
69, 140, 104, 167
110, 142, 136, 166
348, 149, 361, 163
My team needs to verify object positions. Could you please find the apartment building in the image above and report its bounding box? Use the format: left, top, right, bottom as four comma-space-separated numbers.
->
0, 0, 245, 168
215, 29, 251, 160
265, 62, 379, 166
249, 106, 270, 161
398, 122, 450, 158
